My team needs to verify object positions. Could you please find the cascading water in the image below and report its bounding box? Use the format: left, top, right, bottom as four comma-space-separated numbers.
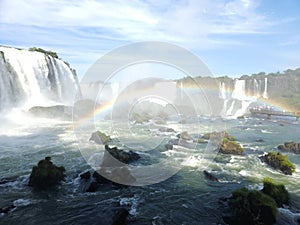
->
0, 46, 80, 110
263, 77, 268, 99
219, 79, 257, 118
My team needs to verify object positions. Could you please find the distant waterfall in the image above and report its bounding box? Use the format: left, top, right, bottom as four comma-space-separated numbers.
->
219, 79, 257, 118
0, 46, 80, 110
263, 77, 268, 99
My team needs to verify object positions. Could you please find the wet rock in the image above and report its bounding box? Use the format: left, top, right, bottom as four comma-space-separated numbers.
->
219, 139, 243, 155
89, 131, 112, 145
177, 131, 191, 140
0, 204, 16, 214
169, 139, 179, 145
278, 141, 300, 154
80, 171, 91, 180
158, 127, 175, 132
260, 152, 295, 175
255, 139, 264, 142
202, 131, 235, 141
193, 138, 208, 144
102, 145, 140, 166
112, 208, 129, 225
164, 143, 173, 150
86, 181, 98, 192
203, 170, 219, 182
28, 156, 65, 189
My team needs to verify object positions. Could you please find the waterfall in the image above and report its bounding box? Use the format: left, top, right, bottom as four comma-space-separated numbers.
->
226, 79, 255, 118
253, 79, 260, 98
263, 77, 268, 99
0, 46, 80, 110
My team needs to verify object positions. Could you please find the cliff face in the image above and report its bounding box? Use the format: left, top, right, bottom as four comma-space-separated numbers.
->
0, 46, 81, 110
177, 69, 300, 117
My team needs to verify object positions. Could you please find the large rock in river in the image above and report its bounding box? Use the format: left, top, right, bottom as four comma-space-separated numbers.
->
260, 152, 295, 175
28, 156, 65, 188
278, 141, 300, 154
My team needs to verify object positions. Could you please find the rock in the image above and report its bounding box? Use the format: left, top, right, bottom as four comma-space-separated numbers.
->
226, 188, 278, 225
260, 152, 295, 175
164, 143, 173, 150
278, 141, 300, 154
169, 139, 179, 145
28, 156, 65, 189
261, 177, 289, 207
131, 112, 150, 124
203, 170, 219, 182
202, 131, 236, 142
193, 138, 208, 144
112, 208, 129, 225
177, 131, 191, 140
102, 145, 140, 166
219, 139, 243, 155
28, 105, 72, 119
89, 131, 112, 145
92, 171, 111, 185
158, 127, 175, 132
80, 171, 91, 180
255, 139, 264, 142
0, 204, 16, 214
86, 181, 99, 192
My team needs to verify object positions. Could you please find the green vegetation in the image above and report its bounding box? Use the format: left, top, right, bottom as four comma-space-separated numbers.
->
228, 188, 278, 225
202, 131, 235, 141
219, 138, 244, 155
261, 151, 295, 175
262, 177, 289, 207
29, 47, 59, 59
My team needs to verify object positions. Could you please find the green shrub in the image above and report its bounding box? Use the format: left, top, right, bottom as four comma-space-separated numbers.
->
29, 47, 58, 59
229, 188, 278, 225
262, 177, 289, 206
262, 152, 295, 175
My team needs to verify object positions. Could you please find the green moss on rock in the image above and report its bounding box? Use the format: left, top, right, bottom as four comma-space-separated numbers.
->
260, 151, 295, 175
227, 188, 278, 225
219, 138, 244, 155
262, 177, 290, 207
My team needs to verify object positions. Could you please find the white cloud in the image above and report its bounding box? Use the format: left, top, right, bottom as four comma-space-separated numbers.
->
0, 0, 274, 44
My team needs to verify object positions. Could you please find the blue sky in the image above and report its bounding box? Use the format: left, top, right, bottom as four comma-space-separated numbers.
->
0, 0, 300, 78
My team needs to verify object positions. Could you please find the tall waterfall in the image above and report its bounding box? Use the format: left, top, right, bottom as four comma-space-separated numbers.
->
263, 77, 268, 99
0, 46, 80, 110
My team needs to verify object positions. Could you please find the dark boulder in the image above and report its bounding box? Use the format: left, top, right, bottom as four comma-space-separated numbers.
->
80, 171, 91, 180
164, 143, 173, 150
86, 181, 99, 192
203, 170, 219, 182
102, 145, 140, 166
28, 157, 65, 189
0, 204, 16, 214
112, 208, 129, 225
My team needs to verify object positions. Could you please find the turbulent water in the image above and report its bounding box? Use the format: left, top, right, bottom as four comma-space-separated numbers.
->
1, 113, 300, 225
